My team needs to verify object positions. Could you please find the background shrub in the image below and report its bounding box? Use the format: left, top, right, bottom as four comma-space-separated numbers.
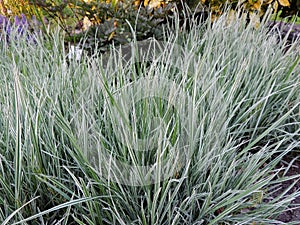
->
1, 0, 299, 57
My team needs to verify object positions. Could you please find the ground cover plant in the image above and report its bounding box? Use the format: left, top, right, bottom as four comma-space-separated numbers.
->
0, 9, 300, 225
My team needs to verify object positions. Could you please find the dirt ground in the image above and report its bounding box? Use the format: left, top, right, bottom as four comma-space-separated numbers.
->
265, 21, 300, 223
273, 155, 300, 223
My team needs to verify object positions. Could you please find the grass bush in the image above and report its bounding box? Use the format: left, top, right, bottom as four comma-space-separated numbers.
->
0, 10, 300, 224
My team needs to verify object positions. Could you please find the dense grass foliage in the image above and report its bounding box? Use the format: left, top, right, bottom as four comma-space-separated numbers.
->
0, 11, 300, 224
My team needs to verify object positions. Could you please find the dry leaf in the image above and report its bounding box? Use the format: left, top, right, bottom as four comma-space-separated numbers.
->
278, 0, 290, 7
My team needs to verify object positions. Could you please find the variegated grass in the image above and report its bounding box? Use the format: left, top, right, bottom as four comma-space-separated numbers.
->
0, 9, 300, 224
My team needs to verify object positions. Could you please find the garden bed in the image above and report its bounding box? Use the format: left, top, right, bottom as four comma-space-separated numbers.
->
0, 11, 299, 224
275, 156, 300, 223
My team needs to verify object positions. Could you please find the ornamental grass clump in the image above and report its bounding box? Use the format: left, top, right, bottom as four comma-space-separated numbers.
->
0, 9, 300, 224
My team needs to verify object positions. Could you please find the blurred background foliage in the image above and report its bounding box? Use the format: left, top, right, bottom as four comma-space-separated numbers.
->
1, 0, 299, 23
1, 0, 299, 14
0, 0, 299, 54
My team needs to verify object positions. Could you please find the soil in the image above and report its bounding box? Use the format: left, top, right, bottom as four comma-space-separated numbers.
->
266, 21, 300, 52
264, 22, 300, 223
267, 21, 300, 40
265, 22, 300, 223
272, 155, 300, 223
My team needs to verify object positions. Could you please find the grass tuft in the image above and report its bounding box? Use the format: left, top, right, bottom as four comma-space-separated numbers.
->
0, 10, 299, 224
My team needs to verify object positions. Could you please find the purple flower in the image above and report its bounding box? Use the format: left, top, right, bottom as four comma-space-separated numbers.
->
0, 15, 7, 25
14, 15, 20, 25
21, 14, 27, 25
0, 14, 9, 30
0, 14, 11, 41
0, 13, 41, 44
14, 13, 29, 35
